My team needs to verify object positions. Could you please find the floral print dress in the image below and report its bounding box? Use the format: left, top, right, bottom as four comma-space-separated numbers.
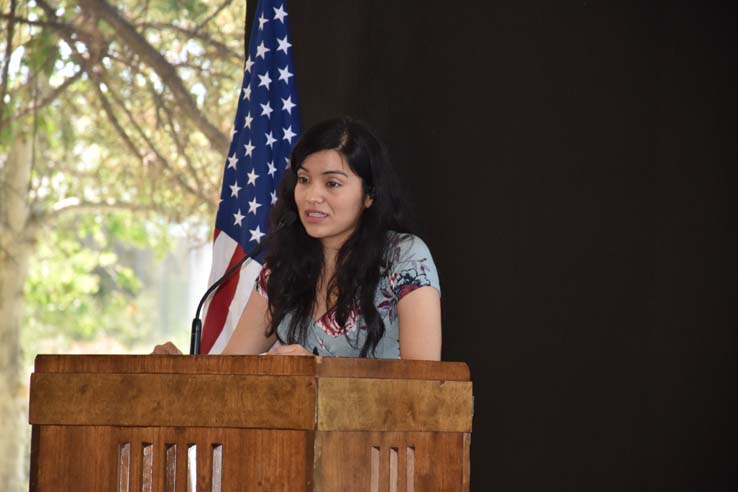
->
255, 233, 441, 358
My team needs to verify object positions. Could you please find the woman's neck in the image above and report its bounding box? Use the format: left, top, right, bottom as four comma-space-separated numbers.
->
322, 246, 338, 275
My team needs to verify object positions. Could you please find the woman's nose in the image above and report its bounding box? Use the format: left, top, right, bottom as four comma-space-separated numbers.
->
305, 183, 325, 203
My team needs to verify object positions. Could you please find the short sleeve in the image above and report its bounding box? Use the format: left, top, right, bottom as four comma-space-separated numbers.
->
388, 235, 441, 301
254, 265, 270, 299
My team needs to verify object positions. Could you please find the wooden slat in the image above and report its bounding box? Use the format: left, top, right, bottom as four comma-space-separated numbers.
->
316, 357, 470, 381
462, 433, 471, 491
33, 354, 317, 376
31, 426, 311, 491
314, 431, 465, 492
30, 373, 315, 429
317, 378, 473, 432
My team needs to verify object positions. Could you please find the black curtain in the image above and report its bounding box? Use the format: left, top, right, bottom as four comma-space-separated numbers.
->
284, 1, 738, 490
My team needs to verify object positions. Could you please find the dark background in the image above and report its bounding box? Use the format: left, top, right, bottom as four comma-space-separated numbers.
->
256, 1, 737, 490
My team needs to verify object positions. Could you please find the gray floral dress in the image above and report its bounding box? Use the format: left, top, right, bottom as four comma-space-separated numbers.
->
255, 233, 440, 358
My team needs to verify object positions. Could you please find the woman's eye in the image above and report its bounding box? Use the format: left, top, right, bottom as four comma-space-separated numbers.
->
327, 181, 342, 188
297, 176, 308, 184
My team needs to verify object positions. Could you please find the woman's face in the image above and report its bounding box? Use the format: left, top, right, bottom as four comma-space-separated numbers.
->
294, 149, 373, 251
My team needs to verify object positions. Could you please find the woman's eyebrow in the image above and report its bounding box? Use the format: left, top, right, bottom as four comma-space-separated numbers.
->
320, 170, 349, 177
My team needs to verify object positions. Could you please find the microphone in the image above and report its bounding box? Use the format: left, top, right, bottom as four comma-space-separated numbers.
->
189, 211, 297, 355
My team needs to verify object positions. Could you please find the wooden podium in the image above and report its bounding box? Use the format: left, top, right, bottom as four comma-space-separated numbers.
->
29, 355, 473, 491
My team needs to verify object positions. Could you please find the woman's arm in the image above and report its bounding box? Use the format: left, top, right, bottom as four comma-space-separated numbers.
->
222, 287, 276, 355
397, 286, 442, 361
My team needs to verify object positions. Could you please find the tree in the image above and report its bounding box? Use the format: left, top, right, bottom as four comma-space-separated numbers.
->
0, 0, 246, 487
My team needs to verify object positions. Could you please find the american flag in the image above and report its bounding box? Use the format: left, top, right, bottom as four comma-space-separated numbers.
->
200, 0, 300, 354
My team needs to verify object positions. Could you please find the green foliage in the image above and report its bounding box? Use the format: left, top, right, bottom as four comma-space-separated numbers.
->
156, 0, 210, 19
22, 212, 168, 346
1, 0, 245, 356
24, 28, 59, 75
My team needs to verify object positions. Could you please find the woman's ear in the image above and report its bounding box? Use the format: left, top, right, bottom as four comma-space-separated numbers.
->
364, 193, 374, 209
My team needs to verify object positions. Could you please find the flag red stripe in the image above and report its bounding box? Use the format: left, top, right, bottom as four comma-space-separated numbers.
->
201, 245, 246, 353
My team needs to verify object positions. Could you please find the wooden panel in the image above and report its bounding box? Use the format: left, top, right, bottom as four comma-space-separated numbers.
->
30, 426, 312, 492
314, 431, 465, 492
34, 354, 317, 376
30, 373, 315, 429
317, 378, 473, 432
316, 357, 470, 381
30, 426, 118, 491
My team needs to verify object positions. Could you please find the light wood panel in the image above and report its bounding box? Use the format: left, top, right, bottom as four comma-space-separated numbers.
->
316, 357, 470, 381
317, 378, 473, 432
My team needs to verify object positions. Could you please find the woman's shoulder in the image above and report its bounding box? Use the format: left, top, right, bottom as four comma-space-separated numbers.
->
384, 231, 441, 297
386, 231, 434, 263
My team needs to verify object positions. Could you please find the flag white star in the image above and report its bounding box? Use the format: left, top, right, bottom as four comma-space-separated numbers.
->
242, 85, 251, 100
281, 95, 296, 114
244, 56, 254, 73
244, 140, 255, 157
247, 168, 259, 186
233, 209, 245, 226
249, 225, 266, 243
257, 71, 272, 88
285, 156, 291, 169
267, 160, 277, 177
243, 112, 253, 128
278, 65, 293, 84
247, 196, 262, 215
265, 131, 277, 148
232, 127, 238, 136
256, 41, 270, 59
229, 181, 242, 198
260, 101, 273, 118
270, 190, 278, 204
277, 36, 292, 54
227, 153, 239, 169
273, 4, 287, 22
282, 125, 297, 143
258, 12, 269, 30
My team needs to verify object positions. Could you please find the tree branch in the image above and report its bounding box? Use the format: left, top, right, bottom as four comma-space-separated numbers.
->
0, 11, 72, 32
138, 21, 241, 62
76, 0, 230, 153
0, 69, 83, 129
93, 79, 143, 159
102, 73, 216, 208
150, 84, 202, 189
194, 0, 235, 36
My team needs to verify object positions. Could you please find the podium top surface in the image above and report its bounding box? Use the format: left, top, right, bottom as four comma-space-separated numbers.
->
34, 354, 470, 381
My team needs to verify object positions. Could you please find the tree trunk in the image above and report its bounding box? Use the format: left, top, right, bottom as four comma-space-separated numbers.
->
0, 132, 34, 492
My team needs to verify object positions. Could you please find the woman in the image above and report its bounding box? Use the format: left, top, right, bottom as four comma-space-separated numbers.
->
156, 117, 441, 360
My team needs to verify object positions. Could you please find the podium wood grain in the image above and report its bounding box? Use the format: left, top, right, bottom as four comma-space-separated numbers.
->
29, 355, 472, 491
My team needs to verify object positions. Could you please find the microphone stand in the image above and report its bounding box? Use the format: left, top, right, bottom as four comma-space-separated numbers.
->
189, 212, 296, 355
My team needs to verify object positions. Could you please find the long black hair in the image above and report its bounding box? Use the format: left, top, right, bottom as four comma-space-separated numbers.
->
263, 116, 413, 356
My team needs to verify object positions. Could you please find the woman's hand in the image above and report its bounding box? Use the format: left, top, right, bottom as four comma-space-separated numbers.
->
152, 341, 183, 355
267, 344, 314, 356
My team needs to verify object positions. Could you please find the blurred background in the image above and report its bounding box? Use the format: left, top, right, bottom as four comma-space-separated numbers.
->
1, 0, 244, 488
